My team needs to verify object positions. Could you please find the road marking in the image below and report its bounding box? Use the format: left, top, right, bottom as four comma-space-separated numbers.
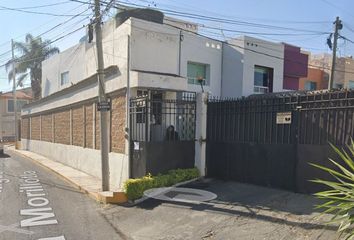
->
20, 207, 58, 227
0, 171, 10, 193
0, 223, 33, 235
144, 187, 217, 203
19, 171, 59, 228
38, 236, 66, 240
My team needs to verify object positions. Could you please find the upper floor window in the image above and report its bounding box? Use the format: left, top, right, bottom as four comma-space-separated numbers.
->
254, 65, 273, 93
60, 71, 69, 86
304, 81, 317, 91
7, 99, 28, 113
187, 62, 209, 85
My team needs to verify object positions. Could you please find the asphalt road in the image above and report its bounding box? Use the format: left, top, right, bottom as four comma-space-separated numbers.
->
0, 151, 122, 240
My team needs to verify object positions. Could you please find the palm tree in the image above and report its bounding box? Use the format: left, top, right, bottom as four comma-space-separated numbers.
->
6, 34, 59, 99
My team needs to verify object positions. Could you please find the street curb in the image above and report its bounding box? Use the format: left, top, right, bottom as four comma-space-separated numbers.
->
123, 177, 200, 207
5, 147, 101, 203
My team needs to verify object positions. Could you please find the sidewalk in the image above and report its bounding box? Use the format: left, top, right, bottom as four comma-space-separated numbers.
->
5, 145, 106, 202
98, 180, 338, 240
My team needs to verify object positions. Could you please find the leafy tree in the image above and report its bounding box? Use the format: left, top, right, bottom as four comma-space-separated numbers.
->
6, 34, 59, 99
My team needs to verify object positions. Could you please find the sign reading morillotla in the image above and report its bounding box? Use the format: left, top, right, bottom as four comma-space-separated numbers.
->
97, 101, 111, 111
276, 112, 292, 124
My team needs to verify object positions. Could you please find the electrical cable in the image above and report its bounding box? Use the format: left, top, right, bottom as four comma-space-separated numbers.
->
0, 4, 90, 17
0, 1, 72, 11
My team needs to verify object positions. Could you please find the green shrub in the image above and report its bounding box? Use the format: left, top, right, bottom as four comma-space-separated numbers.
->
311, 142, 354, 239
123, 168, 200, 200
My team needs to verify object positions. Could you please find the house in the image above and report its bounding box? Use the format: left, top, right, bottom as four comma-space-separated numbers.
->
299, 67, 329, 90
20, 8, 310, 190
221, 36, 307, 97
309, 53, 354, 89
21, 9, 224, 190
0, 89, 32, 141
282, 44, 308, 90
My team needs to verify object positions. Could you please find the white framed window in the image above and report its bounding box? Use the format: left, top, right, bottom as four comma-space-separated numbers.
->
7, 99, 28, 113
187, 62, 210, 85
60, 71, 69, 86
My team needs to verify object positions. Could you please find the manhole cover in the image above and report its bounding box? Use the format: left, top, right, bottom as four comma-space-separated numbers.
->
144, 187, 217, 203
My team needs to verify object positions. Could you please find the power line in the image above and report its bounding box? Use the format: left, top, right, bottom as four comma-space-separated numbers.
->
320, 0, 354, 21
0, 24, 87, 69
340, 34, 354, 45
0, 5, 89, 61
140, 0, 331, 25
0, 4, 90, 17
0, 2, 89, 49
71, 0, 331, 35
160, 22, 354, 75
199, 25, 328, 36
0, 1, 72, 10
110, 1, 331, 34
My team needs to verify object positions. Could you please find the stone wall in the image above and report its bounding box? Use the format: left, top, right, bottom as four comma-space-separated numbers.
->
41, 114, 53, 142
54, 111, 70, 145
20, 92, 126, 154
21, 118, 30, 140
72, 107, 84, 146
31, 116, 40, 140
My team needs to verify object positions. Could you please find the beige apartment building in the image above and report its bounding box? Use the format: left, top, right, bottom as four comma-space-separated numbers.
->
0, 89, 32, 141
309, 53, 354, 89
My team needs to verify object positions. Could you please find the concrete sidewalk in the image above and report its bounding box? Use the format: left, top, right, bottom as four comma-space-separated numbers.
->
99, 180, 338, 240
5, 145, 106, 202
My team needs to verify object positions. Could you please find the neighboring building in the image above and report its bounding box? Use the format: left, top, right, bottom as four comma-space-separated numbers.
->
22, 10, 223, 190
222, 36, 285, 97
309, 53, 354, 89
299, 67, 329, 90
20, 9, 311, 190
0, 89, 32, 141
282, 44, 308, 90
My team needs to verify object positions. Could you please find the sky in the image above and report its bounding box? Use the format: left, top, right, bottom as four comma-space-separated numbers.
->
1, 0, 354, 92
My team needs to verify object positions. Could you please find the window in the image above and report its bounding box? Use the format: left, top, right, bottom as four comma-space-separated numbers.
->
254, 65, 273, 93
7, 99, 28, 113
349, 81, 354, 89
151, 92, 162, 125
336, 83, 343, 89
136, 90, 148, 124
60, 71, 69, 86
304, 81, 317, 91
187, 62, 209, 85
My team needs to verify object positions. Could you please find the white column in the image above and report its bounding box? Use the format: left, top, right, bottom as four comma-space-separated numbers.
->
194, 92, 208, 176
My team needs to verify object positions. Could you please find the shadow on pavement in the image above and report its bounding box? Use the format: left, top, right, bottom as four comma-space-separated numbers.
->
135, 179, 335, 231
0, 153, 10, 158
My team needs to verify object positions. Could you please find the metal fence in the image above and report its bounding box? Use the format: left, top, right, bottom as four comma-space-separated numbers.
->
206, 89, 354, 193
207, 96, 298, 144
130, 94, 196, 142
207, 90, 354, 146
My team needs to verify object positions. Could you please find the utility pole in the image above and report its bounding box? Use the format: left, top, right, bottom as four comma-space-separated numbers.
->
94, 0, 110, 191
329, 16, 342, 89
11, 39, 18, 149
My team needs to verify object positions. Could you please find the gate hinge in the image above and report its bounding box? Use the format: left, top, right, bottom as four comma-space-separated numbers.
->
196, 136, 207, 144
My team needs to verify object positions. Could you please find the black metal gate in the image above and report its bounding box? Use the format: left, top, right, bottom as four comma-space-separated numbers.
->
130, 93, 196, 178
206, 90, 354, 193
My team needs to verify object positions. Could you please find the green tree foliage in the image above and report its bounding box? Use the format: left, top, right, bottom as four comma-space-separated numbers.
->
6, 34, 59, 99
